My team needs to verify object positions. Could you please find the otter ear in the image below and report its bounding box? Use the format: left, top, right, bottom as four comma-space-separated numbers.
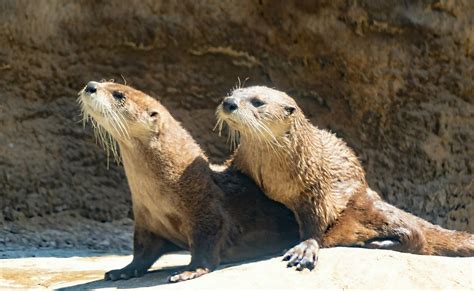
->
284, 105, 296, 116
146, 110, 161, 131
149, 110, 159, 119
147, 110, 160, 125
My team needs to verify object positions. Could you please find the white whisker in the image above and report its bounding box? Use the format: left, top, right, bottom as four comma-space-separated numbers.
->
78, 96, 123, 166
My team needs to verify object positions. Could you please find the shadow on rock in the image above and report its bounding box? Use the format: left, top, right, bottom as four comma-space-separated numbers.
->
58, 266, 184, 290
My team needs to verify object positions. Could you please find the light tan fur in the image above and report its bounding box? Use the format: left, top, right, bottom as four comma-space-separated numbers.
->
78, 82, 300, 282
216, 86, 474, 270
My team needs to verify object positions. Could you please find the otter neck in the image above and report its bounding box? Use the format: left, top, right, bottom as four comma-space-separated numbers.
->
237, 114, 323, 194
119, 112, 206, 184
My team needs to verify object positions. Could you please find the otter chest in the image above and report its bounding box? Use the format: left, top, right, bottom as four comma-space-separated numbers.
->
245, 153, 302, 205
123, 155, 188, 247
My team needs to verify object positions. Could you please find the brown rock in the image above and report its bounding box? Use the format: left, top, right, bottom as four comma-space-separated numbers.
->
0, 1, 472, 234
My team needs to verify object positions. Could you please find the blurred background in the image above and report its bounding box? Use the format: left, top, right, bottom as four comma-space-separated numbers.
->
0, 0, 472, 255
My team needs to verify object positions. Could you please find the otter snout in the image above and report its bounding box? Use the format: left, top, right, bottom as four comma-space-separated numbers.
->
222, 97, 238, 113
84, 81, 99, 94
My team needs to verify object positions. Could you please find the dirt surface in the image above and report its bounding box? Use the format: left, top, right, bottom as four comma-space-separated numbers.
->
0, 0, 473, 255
0, 212, 132, 256
1, 248, 472, 289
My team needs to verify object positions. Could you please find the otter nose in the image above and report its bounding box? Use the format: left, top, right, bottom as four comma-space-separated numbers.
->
84, 81, 98, 94
222, 97, 238, 113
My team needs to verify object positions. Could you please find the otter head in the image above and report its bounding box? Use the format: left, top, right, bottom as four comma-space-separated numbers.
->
78, 81, 164, 148
216, 86, 299, 145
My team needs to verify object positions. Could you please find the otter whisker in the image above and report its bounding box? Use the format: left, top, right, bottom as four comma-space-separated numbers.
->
215, 107, 242, 151
120, 74, 127, 85
102, 108, 124, 164
77, 97, 90, 129
81, 111, 89, 129
107, 129, 120, 164
251, 118, 280, 149
97, 121, 120, 166
80, 103, 122, 167
109, 108, 129, 139
228, 128, 234, 150
237, 111, 271, 151
244, 116, 288, 163
230, 127, 239, 150
227, 126, 239, 151
213, 112, 225, 137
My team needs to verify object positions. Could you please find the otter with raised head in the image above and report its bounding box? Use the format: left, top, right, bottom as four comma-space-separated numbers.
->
78, 81, 299, 283
216, 86, 474, 270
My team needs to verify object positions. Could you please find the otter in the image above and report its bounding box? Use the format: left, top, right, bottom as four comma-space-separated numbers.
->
78, 81, 299, 283
216, 86, 474, 270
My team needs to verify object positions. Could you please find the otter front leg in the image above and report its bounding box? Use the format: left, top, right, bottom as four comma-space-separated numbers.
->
283, 200, 323, 271
168, 210, 225, 283
105, 227, 177, 281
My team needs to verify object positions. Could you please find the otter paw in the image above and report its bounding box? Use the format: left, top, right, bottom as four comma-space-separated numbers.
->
104, 267, 146, 281
282, 239, 319, 271
365, 239, 400, 249
168, 267, 210, 283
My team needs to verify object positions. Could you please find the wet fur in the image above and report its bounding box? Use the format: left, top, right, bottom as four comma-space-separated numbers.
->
217, 86, 474, 258
78, 82, 299, 282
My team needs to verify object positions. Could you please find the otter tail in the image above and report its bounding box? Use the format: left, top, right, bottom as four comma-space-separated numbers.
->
419, 220, 474, 257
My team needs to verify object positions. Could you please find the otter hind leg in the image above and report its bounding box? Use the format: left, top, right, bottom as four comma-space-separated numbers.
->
360, 226, 425, 254
368, 200, 427, 254
324, 222, 421, 253
105, 227, 179, 281
323, 197, 427, 255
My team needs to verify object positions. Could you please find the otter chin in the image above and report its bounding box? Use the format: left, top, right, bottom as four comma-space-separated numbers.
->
216, 85, 474, 271
78, 82, 301, 283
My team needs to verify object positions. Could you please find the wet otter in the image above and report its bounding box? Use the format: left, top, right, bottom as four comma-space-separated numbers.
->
78, 81, 299, 283
216, 86, 474, 270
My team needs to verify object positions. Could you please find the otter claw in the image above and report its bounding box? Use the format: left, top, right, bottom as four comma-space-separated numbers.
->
285, 253, 302, 267
104, 267, 146, 281
168, 267, 210, 283
282, 239, 319, 271
296, 258, 315, 271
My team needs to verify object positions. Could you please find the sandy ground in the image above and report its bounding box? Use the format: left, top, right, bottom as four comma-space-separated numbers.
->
1, 247, 472, 290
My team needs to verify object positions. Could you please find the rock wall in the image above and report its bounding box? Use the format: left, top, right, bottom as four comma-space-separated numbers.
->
1, 0, 472, 231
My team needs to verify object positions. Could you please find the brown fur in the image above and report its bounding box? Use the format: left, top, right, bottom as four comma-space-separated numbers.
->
78, 82, 299, 283
217, 86, 474, 269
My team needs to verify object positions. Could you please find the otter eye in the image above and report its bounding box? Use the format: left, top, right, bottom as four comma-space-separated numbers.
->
112, 91, 125, 101
284, 105, 296, 115
150, 111, 158, 118
251, 98, 265, 108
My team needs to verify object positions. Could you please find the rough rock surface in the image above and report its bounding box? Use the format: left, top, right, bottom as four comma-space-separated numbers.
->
0, 0, 473, 254
0, 213, 133, 254
0, 248, 472, 289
